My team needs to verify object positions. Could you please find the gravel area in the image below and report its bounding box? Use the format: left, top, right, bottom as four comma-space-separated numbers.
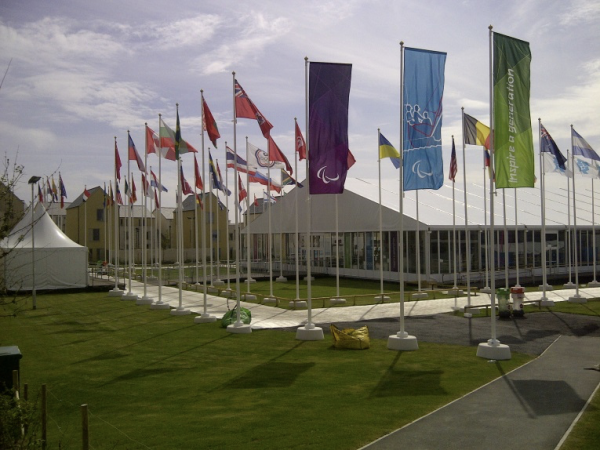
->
281, 311, 600, 355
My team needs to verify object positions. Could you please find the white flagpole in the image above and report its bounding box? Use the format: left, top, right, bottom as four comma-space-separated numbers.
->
565, 149, 574, 287
194, 157, 200, 287
514, 189, 519, 287
139, 126, 152, 304
482, 153, 491, 293
590, 176, 599, 286
569, 126, 584, 302
538, 119, 553, 305
84, 185, 87, 264
225, 148, 231, 291
277, 188, 287, 282
376, 129, 386, 303
108, 137, 123, 296
387, 41, 417, 351
461, 108, 472, 315
476, 24, 510, 360
294, 119, 300, 301
451, 157, 457, 291
245, 137, 256, 291
296, 56, 323, 340
502, 190, 508, 287
414, 190, 425, 297
214, 159, 223, 286
266, 161, 275, 301
194, 91, 216, 322
227, 71, 251, 333
103, 184, 107, 264
122, 131, 138, 301
209, 154, 214, 286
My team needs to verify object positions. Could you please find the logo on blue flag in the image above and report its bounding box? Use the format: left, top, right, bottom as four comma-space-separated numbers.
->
402, 48, 446, 191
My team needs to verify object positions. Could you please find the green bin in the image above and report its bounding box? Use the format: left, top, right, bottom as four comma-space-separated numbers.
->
496, 288, 511, 318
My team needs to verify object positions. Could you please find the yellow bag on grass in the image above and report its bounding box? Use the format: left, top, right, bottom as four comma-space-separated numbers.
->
330, 324, 370, 350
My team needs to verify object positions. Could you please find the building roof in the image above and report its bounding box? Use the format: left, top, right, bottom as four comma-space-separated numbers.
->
245, 175, 595, 234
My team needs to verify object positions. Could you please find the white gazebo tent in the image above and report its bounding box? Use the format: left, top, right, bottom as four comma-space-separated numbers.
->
1, 203, 87, 291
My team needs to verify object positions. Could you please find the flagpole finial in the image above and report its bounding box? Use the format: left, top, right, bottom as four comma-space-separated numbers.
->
200, 89, 203, 94
232, 71, 235, 76
461, 106, 464, 111
304, 56, 308, 62
489, 24, 493, 30
400, 41, 404, 46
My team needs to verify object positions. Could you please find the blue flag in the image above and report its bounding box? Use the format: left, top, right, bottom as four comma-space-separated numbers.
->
402, 48, 446, 191
572, 128, 599, 161
540, 123, 567, 170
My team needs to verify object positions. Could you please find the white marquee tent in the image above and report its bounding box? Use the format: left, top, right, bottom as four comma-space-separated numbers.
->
1, 203, 88, 291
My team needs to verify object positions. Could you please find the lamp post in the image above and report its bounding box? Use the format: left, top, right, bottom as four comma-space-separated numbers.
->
28, 176, 41, 310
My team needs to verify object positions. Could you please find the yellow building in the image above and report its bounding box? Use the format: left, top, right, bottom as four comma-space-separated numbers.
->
65, 187, 108, 262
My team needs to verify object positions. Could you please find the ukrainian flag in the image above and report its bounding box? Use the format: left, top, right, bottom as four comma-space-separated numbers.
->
379, 133, 401, 168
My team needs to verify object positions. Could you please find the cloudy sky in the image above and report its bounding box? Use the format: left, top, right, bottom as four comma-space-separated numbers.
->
1, 0, 599, 211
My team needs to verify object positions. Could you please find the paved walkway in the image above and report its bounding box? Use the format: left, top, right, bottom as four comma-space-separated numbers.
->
117, 279, 600, 449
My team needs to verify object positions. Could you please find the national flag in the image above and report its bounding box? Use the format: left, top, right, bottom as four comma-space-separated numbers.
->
107, 181, 114, 207
248, 171, 280, 192
267, 136, 293, 174
130, 177, 137, 204
463, 113, 491, 149
208, 151, 229, 193
572, 128, 600, 161
102, 183, 107, 208
543, 152, 573, 177
216, 193, 226, 211
403, 47, 446, 191
573, 157, 600, 179
115, 140, 122, 181
309, 62, 352, 194
448, 137, 457, 182
540, 123, 567, 170
194, 154, 204, 191
247, 141, 285, 171
83, 187, 91, 202
295, 121, 307, 161
493, 32, 534, 188
141, 173, 151, 197
51, 176, 58, 201
238, 173, 247, 203
348, 149, 356, 169
180, 166, 193, 195
159, 116, 196, 160
154, 187, 160, 208
38, 184, 43, 203
116, 181, 123, 205
195, 193, 203, 209
226, 146, 257, 174
234, 79, 273, 139
150, 170, 168, 192
46, 178, 53, 201
216, 160, 231, 196
128, 134, 146, 172
253, 193, 258, 207
145, 124, 161, 156
263, 191, 277, 204
59, 173, 67, 209
175, 107, 181, 160
202, 96, 220, 148
280, 169, 303, 188
379, 132, 400, 169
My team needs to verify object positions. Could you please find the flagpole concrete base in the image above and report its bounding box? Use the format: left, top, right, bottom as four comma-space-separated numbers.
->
276, 276, 288, 282
296, 325, 324, 341
464, 312, 473, 318
170, 307, 191, 316
387, 333, 418, 351
227, 322, 252, 334
290, 300, 307, 309
588, 280, 600, 287
121, 292, 139, 301
465, 308, 482, 316
245, 278, 257, 284
412, 292, 428, 300
539, 296, 555, 307
564, 281, 576, 288
222, 289, 235, 298
242, 293, 257, 301
481, 286, 492, 294
568, 295, 587, 303
207, 287, 219, 294
150, 302, 171, 310
329, 298, 346, 305
304, 276, 315, 282
477, 340, 511, 360
136, 297, 153, 305
108, 288, 124, 297
374, 295, 390, 303
194, 314, 217, 324
213, 279, 225, 286
538, 284, 554, 291
448, 289, 463, 296
263, 297, 277, 305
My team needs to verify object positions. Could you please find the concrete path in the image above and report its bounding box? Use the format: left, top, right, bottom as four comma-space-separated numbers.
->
361, 335, 600, 450
122, 279, 600, 329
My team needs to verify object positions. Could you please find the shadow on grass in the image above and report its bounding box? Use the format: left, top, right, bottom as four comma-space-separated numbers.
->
370, 352, 447, 398
221, 361, 316, 389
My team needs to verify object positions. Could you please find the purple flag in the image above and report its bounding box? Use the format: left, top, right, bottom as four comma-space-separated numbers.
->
309, 62, 352, 194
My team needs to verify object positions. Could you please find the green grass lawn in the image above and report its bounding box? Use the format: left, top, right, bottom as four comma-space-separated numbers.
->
1, 292, 533, 449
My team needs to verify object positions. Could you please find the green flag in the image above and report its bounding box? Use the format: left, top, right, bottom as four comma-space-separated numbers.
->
493, 32, 534, 188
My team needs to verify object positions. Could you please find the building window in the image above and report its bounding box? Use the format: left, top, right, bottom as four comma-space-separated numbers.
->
96, 209, 104, 222
92, 228, 100, 241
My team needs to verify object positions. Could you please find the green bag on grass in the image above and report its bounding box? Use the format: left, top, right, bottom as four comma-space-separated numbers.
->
221, 307, 252, 328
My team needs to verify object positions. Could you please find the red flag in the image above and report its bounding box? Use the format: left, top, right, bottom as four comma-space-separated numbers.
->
115, 140, 122, 181
295, 121, 306, 161
38, 184, 43, 203
202, 97, 220, 148
234, 79, 273, 138
194, 155, 204, 191
83, 187, 91, 202
253, 193, 258, 207
154, 187, 159, 208
131, 177, 137, 204
180, 166, 193, 195
128, 134, 146, 172
238, 173, 247, 203
145, 125, 160, 155
268, 136, 293, 175
116, 181, 123, 205
347, 149, 356, 169
449, 137, 457, 182
195, 193, 204, 209
141, 173, 151, 197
